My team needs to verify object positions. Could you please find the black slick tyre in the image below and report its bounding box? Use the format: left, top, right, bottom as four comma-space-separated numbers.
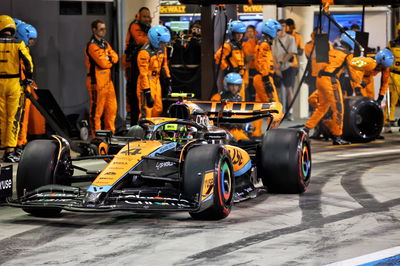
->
258, 128, 311, 194
184, 145, 234, 220
343, 96, 383, 142
17, 139, 63, 217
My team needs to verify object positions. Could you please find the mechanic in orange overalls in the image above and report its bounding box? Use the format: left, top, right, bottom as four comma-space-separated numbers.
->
252, 19, 282, 137
85, 19, 119, 137
14, 22, 39, 161
304, 30, 363, 145
356, 49, 393, 102
306, 28, 331, 140
137, 25, 171, 119
0, 15, 33, 162
211, 72, 249, 141
123, 7, 151, 125
242, 25, 258, 101
215, 20, 247, 100
305, 28, 329, 108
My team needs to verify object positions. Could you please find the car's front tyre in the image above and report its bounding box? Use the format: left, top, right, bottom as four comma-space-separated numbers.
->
258, 128, 311, 193
184, 145, 234, 220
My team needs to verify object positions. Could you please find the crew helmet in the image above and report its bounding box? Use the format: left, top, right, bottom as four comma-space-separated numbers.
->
223, 72, 243, 92
228, 20, 246, 36
261, 19, 282, 38
15, 23, 37, 46
148, 25, 171, 49
13, 18, 24, 28
375, 48, 394, 68
340, 30, 356, 50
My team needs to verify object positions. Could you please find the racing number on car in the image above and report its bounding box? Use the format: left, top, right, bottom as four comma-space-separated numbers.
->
121, 148, 141, 155
231, 149, 243, 166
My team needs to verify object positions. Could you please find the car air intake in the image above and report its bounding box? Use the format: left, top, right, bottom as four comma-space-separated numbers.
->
168, 104, 190, 119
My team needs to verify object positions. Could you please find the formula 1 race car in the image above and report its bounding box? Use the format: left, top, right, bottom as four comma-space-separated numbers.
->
10, 96, 311, 220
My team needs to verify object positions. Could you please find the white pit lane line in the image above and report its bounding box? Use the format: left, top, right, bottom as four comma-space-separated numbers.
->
337, 149, 400, 158
325, 246, 400, 266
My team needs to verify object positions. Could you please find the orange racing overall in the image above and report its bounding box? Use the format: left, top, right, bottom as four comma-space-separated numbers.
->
305, 36, 328, 109
359, 67, 389, 99
123, 21, 149, 121
137, 43, 171, 119
85, 36, 119, 136
305, 46, 361, 136
215, 40, 247, 100
253, 39, 280, 137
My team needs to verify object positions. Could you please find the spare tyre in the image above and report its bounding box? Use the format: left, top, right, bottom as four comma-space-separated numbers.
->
342, 96, 383, 142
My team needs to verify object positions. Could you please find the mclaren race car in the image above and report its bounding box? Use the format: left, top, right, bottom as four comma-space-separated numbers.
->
10, 96, 311, 220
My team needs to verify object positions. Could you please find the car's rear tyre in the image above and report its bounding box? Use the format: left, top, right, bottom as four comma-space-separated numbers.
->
17, 139, 64, 217
258, 128, 311, 193
184, 145, 234, 220
343, 96, 383, 142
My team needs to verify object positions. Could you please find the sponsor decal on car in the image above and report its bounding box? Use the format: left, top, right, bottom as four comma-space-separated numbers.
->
155, 161, 175, 170
0, 165, 12, 198
201, 171, 214, 202
88, 142, 178, 193
225, 145, 251, 176
124, 200, 191, 208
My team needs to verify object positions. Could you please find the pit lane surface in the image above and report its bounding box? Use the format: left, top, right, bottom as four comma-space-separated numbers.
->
1, 131, 400, 265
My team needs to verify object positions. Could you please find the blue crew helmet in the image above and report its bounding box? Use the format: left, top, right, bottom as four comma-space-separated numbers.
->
13, 18, 24, 28
340, 30, 356, 50
375, 48, 394, 68
228, 20, 246, 36
15, 23, 37, 46
223, 72, 242, 92
261, 19, 282, 38
148, 25, 171, 49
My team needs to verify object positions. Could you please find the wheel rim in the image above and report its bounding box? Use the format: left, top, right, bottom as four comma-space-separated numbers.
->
218, 159, 232, 204
300, 144, 311, 180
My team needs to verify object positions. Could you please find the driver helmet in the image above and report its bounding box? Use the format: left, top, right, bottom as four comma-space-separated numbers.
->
161, 124, 187, 142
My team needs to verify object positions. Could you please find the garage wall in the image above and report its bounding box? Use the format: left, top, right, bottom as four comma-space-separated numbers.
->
0, 0, 115, 117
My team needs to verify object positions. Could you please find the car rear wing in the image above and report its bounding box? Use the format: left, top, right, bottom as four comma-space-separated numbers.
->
186, 100, 282, 115
183, 100, 284, 126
